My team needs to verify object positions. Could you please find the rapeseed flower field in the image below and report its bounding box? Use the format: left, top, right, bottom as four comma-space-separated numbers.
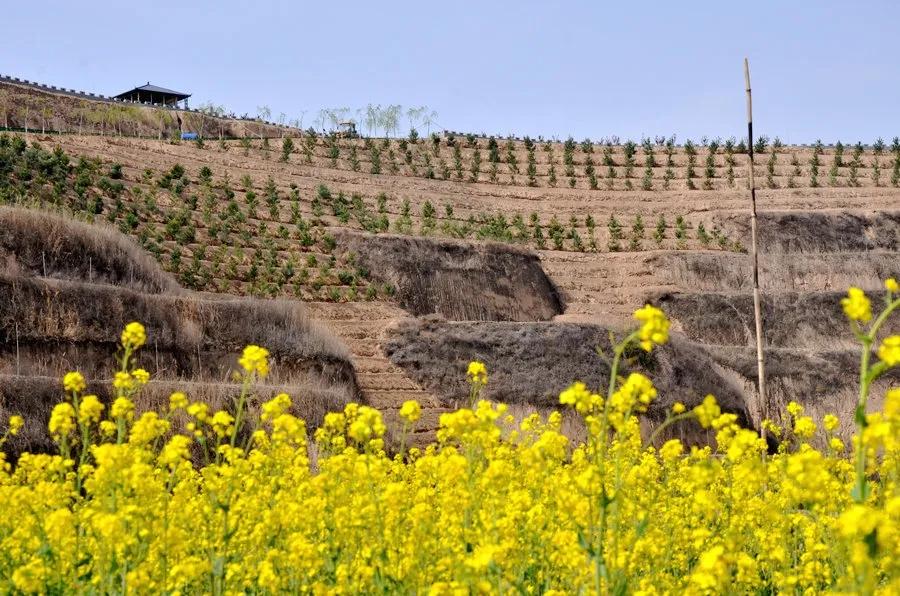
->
1, 283, 900, 594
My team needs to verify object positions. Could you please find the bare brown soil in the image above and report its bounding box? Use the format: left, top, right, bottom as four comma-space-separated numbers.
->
334, 230, 562, 321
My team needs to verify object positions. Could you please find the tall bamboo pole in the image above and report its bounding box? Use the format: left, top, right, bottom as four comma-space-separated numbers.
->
744, 58, 768, 428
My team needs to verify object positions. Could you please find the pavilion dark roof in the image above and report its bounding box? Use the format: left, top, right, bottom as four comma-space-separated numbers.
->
114, 83, 190, 100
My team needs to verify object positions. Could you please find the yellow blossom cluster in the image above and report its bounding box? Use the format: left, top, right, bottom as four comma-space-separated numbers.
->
633, 303, 670, 351
238, 345, 270, 377
0, 288, 899, 593
842, 287, 872, 323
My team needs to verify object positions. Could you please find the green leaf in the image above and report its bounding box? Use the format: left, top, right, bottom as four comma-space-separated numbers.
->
635, 517, 649, 538
864, 529, 879, 557
577, 530, 596, 557
850, 481, 870, 502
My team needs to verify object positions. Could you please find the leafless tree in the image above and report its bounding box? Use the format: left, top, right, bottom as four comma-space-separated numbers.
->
407, 105, 426, 135
365, 104, 380, 136
256, 105, 271, 139
422, 109, 438, 135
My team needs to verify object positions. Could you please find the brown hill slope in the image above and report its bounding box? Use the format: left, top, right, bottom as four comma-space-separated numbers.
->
3, 131, 898, 441
0, 207, 358, 454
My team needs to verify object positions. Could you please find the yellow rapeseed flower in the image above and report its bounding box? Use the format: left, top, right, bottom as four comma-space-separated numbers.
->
8, 415, 24, 436
78, 395, 104, 425
840, 287, 871, 323
823, 414, 840, 432
399, 400, 422, 424
559, 381, 597, 414
169, 391, 189, 412
48, 403, 76, 438
239, 345, 270, 377
886, 278, 899, 293
110, 396, 135, 421
672, 402, 686, 414
62, 371, 86, 393
693, 395, 721, 429
793, 416, 816, 440
211, 410, 235, 438
113, 371, 134, 392
132, 368, 150, 386
633, 304, 670, 351
261, 393, 291, 421
99, 420, 116, 437
347, 406, 385, 443
130, 412, 170, 445
885, 388, 900, 419
877, 335, 900, 366
121, 321, 147, 349
659, 439, 683, 461
187, 402, 210, 423
467, 361, 488, 386
158, 435, 192, 469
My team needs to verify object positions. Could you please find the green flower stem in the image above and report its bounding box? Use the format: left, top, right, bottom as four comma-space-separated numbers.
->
853, 297, 900, 502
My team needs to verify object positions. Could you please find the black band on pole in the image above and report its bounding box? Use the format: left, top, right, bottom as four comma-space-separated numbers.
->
747, 122, 754, 162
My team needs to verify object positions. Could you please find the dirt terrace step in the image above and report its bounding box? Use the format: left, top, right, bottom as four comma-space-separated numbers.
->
356, 373, 423, 391
364, 389, 441, 410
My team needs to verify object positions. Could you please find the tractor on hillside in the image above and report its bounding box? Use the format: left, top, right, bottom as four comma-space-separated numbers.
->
334, 121, 359, 139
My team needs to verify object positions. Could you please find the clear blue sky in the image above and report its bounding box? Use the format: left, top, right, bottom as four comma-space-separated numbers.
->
3, 1, 897, 143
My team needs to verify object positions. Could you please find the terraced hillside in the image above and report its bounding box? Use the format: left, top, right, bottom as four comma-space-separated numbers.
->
2, 129, 899, 442
0, 206, 358, 454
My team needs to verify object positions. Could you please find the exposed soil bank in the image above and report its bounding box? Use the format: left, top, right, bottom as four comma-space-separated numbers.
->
653, 290, 900, 350
336, 230, 563, 322
384, 317, 752, 443
715, 210, 900, 253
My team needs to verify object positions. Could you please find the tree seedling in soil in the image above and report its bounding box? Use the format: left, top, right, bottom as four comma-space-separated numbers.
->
674, 215, 688, 249
654, 215, 666, 246
607, 214, 623, 252
629, 215, 644, 251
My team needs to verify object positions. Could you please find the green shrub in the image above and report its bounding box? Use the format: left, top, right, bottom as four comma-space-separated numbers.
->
607, 215, 622, 252
697, 222, 711, 247
487, 137, 500, 164
642, 164, 653, 190
766, 152, 778, 188
281, 137, 294, 162
628, 215, 644, 251
753, 134, 769, 155
653, 215, 666, 245
684, 140, 697, 189
526, 146, 538, 187
453, 144, 464, 179
394, 198, 413, 234
421, 200, 436, 235
470, 148, 482, 182
548, 216, 565, 250
674, 215, 687, 249
512, 213, 529, 242
370, 146, 382, 175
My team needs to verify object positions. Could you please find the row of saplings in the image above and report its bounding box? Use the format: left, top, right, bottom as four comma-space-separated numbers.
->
217, 130, 900, 190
